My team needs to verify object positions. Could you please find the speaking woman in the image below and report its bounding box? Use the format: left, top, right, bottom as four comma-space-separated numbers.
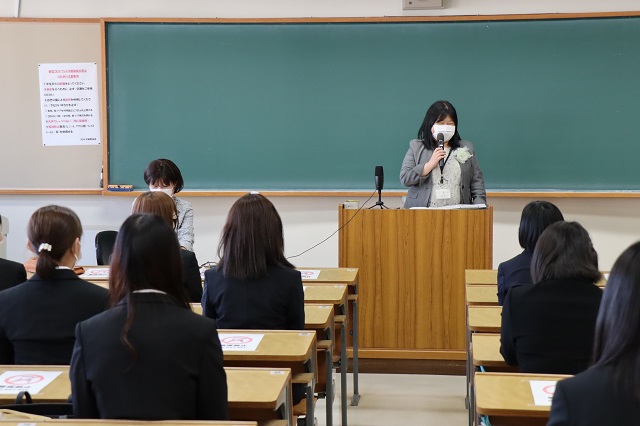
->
400, 100, 486, 208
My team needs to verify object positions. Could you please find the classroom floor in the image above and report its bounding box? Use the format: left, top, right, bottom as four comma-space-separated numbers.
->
315, 373, 468, 426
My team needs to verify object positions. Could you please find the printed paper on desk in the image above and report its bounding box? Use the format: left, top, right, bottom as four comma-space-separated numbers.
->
219, 333, 264, 351
0, 371, 62, 395
529, 380, 557, 406
79, 268, 110, 279
299, 269, 321, 280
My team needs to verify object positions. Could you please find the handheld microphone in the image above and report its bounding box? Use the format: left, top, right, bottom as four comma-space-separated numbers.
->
375, 165, 384, 192
437, 133, 445, 168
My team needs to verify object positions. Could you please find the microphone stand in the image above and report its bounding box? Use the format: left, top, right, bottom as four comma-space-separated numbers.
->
369, 187, 389, 209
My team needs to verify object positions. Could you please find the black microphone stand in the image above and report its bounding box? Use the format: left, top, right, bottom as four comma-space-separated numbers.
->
369, 187, 388, 209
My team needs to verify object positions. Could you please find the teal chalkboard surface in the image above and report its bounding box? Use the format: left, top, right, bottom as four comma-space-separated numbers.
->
106, 18, 640, 191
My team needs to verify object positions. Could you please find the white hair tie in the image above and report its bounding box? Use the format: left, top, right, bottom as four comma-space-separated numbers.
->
38, 243, 52, 253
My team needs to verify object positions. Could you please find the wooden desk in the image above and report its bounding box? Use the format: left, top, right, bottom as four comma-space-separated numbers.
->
472, 333, 510, 369
301, 267, 360, 404
303, 284, 349, 426
218, 331, 316, 426
0, 365, 292, 426
465, 269, 498, 286
468, 306, 502, 333
475, 372, 570, 426
466, 285, 499, 306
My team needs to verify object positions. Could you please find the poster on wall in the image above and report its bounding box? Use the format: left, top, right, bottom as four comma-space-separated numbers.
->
38, 62, 101, 146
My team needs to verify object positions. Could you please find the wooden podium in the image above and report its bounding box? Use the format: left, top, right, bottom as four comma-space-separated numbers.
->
338, 205, 493, 361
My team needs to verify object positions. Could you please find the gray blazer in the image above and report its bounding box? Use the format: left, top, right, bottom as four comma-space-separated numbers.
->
400, 139, 486, 208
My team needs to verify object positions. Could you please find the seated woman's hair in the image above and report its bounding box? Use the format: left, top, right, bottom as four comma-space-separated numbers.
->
27, 205, 82, 279
131, 191, 177, 229
592, 241, 640, 400
530, 221, 602, 284
518, 201, 564, 252
143, 158, 184, 193
217, 193, 293, 280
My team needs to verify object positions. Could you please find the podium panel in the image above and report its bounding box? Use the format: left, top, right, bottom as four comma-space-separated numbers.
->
339, 206, 492, 359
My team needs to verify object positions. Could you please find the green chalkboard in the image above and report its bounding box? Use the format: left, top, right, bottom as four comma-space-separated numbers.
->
105, 18, 640, 191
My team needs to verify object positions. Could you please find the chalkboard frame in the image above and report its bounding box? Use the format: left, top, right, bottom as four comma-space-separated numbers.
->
100, 13, 640, 198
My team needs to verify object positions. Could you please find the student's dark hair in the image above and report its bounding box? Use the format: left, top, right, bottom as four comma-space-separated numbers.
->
131, 191, 178, 229
143, 158, 184, 193
109, 214, 188, 363
217, 193, 294, 280
417, 100, 462, 150
530, 221, 602, 284
592, 241, 640, 400
27, 205, 82, 280
518, 201, 564, 252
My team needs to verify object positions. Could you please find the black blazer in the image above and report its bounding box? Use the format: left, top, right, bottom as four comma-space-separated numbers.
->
71, 292, 228, 420
497, 249, 533, 306
0, 269, 108, 364
0, 258, 27, 292
548, 365, 640, 425
202, 265, 305, 331
180, 249, 202, 302
500, 278, 602, 374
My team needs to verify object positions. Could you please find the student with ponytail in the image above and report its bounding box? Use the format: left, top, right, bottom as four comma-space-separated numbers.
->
0, 205, 108, 364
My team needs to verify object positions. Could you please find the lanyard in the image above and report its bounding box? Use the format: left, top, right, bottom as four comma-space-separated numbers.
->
439, 149, 453, 184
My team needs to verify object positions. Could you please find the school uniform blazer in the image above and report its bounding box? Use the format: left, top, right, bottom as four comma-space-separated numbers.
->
0, 269, 108, 365
547, 365, 640, 426
71, 292, 228, 420
180, 249, 202, 303
500, 278, 603, 375
497, 249, 533, 306
400, 139, 486, 208
0, 258, 27, 292
202, 265, 305, 331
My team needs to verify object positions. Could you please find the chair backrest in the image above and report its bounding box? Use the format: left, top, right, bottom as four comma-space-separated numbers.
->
95, 230, 118, 265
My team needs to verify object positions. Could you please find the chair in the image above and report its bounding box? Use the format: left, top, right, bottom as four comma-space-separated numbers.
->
95, 230, 118, 265
0, 391, 73, 419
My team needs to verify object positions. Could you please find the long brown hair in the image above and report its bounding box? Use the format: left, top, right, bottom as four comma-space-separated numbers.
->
27, 205, 82, 280
109, 214, 188, 361
217, 193, 294, 279
131, 191, 177, 229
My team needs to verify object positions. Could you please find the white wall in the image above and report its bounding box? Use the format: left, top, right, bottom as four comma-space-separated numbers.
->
1, 0, 640, 270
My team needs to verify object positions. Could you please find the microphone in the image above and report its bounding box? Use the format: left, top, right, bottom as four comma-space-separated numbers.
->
437, 133, 445, 168
375, 165, 384, 192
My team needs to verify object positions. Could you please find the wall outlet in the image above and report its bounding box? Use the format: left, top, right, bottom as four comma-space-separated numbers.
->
403, 0, 444, 10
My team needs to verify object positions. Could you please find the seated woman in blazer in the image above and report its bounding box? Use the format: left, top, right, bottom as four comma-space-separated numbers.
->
500, 221, 603, 374
0, 257, 27, 292
131, 191, 202, 302
70, 214, 228, 420
0, 205, 108, 365
400, 100, 486, 208
497, 201, 564, 305
548, 241, 640, 425
202, 193, 305, 402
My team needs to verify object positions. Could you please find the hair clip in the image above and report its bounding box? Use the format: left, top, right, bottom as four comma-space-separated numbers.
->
38, 243, 52, 253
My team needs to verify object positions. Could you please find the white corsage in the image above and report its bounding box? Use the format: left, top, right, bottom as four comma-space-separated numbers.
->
454, 147, 473, 164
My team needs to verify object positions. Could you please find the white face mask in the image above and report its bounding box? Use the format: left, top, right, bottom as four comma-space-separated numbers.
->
149, 186, 174, 197
73, 241, 82, 264
432, 124, 456, 143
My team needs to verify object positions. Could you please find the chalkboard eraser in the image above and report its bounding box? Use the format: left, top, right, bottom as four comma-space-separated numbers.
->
107, 184, 134, 192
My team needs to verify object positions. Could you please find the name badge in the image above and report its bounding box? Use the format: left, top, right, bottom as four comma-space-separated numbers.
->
435, 188, 451, 200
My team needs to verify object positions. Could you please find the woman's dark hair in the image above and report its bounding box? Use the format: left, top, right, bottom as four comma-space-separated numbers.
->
217, 193, 294, 280
518, 201, 564, 252
592, 241, 640, 400
143, 158, 184, 193
417, 100, 462, 150
27, 205, 82, 280
131, 191, 178, 229
530, 221, 602, 284
109, 214, 188, 360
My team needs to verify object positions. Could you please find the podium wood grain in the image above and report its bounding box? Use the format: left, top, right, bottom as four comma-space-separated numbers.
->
339, 207, 492, 357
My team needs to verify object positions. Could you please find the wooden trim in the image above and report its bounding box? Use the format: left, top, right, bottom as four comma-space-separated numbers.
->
100, 19, 109, 192
347, 348, 466, 361
0, 18, 100, 23
0, 189, 102, 195
101, 12, 640, 24
487, 191, 640, 199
